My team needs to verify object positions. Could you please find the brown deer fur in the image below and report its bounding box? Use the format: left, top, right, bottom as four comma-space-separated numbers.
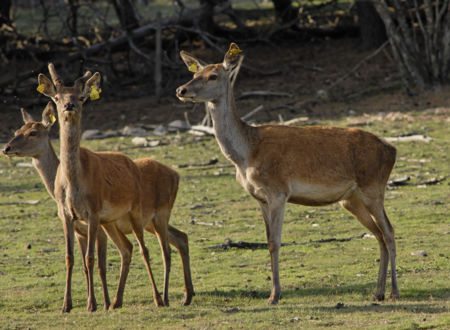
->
36, 64, 193, 312
176, 43, 398, 304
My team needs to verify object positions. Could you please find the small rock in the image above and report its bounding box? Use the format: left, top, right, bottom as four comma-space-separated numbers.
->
363, 233, 375, 239
312, 223, 319, 227
16, 162, 33, 168
122, 126, 148, 137
81, 129, 102, 140
131, 137, 148, 147
148, 140, 161, 147
290, 317, 301, 322
316, 89, 329, 100
411, 250, 428, 256
153, 125, 167, 136
168, 120, 190, 130
222, 306, 239, 313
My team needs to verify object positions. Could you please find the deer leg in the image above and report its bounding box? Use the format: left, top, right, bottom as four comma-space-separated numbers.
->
340, 195, 389, 301
59, 210, 75, 313
75, 233, 89, 297
153, 210, 172, 307
101, 223, 133, 310
96, 229, 111, 310
259, 195, 286, 305
168, 224, 195, 306
85, 217, 99, 312
366, 203, 399, 300
131, 219, 164, 307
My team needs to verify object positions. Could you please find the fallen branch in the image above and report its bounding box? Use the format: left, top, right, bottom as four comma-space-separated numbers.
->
207, 234, 365, 250
238, 90, 293, 99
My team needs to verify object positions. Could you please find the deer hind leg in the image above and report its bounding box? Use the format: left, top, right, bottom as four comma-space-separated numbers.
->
85, 217, 100, 312
101, 223, 133, 310
152, 209, 172, 307
96, 229, 111, 310
366, 201, 399, 301
130, 216, 164, 307
259, 194, 287, 305
340, 194, 389, 301
168, 224, 195, 306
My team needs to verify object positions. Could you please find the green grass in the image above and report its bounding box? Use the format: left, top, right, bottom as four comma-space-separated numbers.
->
0, 112, 449, 328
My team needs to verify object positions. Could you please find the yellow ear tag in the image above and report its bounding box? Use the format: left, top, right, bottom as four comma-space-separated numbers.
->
37, 84, 45, 94
90, 85, 101, 101
49, 113, 56, 124
229, 47, 242, 56
188, 62, 198, 73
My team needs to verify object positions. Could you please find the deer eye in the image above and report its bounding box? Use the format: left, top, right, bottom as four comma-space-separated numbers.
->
54, 96, 59, 102
209, 74, 218, 81
29, 131, 38, 137
79, 96, 85, 102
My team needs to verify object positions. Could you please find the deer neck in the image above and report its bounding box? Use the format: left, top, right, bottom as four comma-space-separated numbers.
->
207, 84, 252, 167
59, 117, 83, 187
32, 138, 59, 199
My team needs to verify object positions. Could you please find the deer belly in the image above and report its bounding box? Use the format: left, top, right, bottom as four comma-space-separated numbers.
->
288, 181, 357, 206
99, 201, 132, 223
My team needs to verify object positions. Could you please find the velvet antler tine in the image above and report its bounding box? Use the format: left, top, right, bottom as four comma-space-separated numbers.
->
48, 63, 64, 88
75, 71, 93, 89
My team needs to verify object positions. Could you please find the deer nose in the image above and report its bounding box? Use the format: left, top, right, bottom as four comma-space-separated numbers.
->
176, 87, 187, 97
2, 145, 11, 154
65, 102, 75, 111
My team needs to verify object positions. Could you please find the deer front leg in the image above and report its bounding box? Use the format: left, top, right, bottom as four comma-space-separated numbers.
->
59, 209, 75, 313
96, 229, 111, 310
85, 216, 99, 312
259, 195, 286, 305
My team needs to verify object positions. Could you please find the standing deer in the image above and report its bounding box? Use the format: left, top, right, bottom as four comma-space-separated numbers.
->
2, 104, 111, 311
176, 43, 398, 304
36, 64, 194, 312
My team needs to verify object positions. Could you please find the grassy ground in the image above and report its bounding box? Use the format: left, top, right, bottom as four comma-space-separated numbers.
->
0, 111, 448, 329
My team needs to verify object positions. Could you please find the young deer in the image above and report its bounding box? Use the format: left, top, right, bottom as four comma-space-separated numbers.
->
176, 43, 398, 304
2, 104, 111, 311
36, 64, 194, 312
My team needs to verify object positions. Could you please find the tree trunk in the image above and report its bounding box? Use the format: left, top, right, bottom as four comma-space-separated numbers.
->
111, 0, 140, 31
0, 0, 12, 26
356, 0, 386, 49
272, 0, 298, 24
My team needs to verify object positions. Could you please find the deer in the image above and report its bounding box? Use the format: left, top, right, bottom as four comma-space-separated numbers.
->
2, 103, 111, 311
176, 43, 399, 305
35, 63, 194, 312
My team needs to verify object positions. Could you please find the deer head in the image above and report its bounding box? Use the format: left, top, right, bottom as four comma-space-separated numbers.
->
3, 102, 57, 158
176, 43, 244, 103
37, 63, 101, 123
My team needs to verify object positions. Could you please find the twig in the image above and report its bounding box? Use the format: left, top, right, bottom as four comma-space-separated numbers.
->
327, 40, 390, 91
241, 105, 263, 121
238, 90, 293, 99
207, 234, 366, 249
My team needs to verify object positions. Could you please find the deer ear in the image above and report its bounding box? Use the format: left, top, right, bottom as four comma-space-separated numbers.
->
180, 51, 206, 73
42, 102, 57, 128
223, 43, 243, 71
21, 108, 35, 124
81, 72, 101, 101
37, 74, 57, 98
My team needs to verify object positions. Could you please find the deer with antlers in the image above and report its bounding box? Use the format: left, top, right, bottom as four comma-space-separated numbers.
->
34, 64, 194, 312
3, 104, 111, 311
176, 43, 399, 304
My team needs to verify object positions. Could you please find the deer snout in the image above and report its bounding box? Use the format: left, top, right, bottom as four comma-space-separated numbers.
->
65, 102, 75, 111
176, 86, 187, 97
2, 145, 11, 155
